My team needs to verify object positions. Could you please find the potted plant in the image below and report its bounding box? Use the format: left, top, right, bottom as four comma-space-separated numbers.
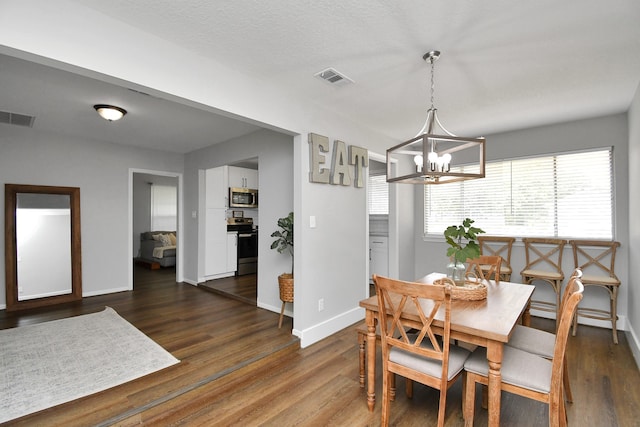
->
271, 212, 294, 326
444, 218, 485, 284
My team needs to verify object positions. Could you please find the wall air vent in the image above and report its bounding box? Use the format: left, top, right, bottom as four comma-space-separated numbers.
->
0, 110, 36, 128
314, 68, 354, 86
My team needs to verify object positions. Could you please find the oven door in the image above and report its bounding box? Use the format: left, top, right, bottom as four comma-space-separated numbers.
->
236, 232, 258, 275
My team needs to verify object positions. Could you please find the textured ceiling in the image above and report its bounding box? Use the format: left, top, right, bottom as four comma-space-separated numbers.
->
3, 1, 640, 152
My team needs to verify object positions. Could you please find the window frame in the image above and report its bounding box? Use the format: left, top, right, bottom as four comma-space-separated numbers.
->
423, 147, 615, 241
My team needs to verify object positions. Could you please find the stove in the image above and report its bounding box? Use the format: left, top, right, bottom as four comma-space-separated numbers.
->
227, 217, 257, 275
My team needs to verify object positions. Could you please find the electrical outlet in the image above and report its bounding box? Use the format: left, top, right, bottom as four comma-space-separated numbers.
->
318, 298, 324, 311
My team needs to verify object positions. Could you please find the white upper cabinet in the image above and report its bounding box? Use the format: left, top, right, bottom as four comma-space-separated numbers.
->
228, 166, 258, 189
205, 166, 228, 208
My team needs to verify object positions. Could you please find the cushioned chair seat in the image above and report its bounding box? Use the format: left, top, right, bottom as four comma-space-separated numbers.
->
464, 346, 552, 394
521, 269, 563, 280
390, 344, 470, 381
581, 274, 620, 285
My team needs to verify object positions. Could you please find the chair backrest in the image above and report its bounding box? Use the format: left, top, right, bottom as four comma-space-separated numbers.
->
569, 240, 620, 280
550, 278, 584, 398
478, 236, 515, 269
521, 238, 567, 275
559, 268, 582, 312
465, 255, 502, 283
373, 275, 453, 382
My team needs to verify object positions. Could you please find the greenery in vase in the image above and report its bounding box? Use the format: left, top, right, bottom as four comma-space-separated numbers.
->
444, 218, 485, 264
270, 211, 294, 275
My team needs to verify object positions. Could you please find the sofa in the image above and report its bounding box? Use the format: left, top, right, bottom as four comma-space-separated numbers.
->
139, 231, 176, 267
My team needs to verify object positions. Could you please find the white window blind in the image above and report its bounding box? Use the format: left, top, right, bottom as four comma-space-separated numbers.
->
424, 148, 614, 239
151, 185, 177, 231
368, 173, 389, 215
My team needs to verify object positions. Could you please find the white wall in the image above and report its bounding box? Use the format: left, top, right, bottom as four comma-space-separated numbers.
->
414, 113, 631, 330
628, 84, 640, 365
0, 125, 184, 308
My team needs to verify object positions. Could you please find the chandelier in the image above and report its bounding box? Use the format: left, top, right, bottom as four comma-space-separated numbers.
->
386, 51, 485, 184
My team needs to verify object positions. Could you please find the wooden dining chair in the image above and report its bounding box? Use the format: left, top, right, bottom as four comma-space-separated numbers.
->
568, 240, 621, 344
478, 236, 515, 281
463, 278, 584, 427
506, 268, 582, 404
373, 274, 471, 427
521, 238, 567, 328
465, 255, 502, 284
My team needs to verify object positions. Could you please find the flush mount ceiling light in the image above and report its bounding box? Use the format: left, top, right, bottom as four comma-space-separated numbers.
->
93, 104, 127, 121
386, 51, 485, 184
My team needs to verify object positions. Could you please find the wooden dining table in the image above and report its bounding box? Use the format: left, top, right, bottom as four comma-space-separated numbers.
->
359, 273, 534, 427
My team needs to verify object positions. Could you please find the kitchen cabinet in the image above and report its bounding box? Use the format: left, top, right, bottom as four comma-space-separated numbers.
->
369, 236, 388, 282
203, 166, 236, 278
205, 166, 228, 208
227, 232, 238, 272
228, 166, 258, 189
204, 208, 228, 276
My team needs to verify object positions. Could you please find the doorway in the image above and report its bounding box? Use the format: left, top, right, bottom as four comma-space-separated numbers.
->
129, 169, 182, 289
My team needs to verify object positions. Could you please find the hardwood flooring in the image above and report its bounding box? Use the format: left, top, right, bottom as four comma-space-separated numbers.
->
199, 273, 257, 306
1, 266, 639, 426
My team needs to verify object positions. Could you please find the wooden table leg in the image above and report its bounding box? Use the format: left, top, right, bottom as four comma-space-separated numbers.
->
365, 309, 377, 411
522, 301, 532, 326
486, 342, 504, 427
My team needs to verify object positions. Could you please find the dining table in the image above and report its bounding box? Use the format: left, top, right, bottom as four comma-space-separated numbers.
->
359, 273, 535, 427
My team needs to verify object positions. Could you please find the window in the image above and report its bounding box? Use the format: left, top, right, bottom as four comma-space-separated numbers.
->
368, 173, 389, 215
151, 185, 177, 231
424, 148, 614, 239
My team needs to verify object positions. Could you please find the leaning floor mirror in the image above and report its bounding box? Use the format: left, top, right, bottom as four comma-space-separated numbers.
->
5, 184, 82, 311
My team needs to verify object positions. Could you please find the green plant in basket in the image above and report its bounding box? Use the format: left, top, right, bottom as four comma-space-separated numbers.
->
444, 218, 485, 263
270, 211, 294, 275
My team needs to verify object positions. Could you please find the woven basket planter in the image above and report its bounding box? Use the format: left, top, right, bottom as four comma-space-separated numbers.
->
278, 273, 294, 328
278, 273, 294, 302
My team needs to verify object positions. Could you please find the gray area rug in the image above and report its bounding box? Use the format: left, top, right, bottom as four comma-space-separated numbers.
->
0, 307, 179, 423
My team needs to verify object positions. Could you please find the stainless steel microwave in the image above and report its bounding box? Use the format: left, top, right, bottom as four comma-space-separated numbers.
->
229, 187, 258, 208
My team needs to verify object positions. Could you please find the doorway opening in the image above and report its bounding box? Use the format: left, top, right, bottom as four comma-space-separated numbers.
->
129, 169, 182, 289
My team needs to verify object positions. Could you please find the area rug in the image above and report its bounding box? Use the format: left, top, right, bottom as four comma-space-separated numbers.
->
0, 307, 179, 423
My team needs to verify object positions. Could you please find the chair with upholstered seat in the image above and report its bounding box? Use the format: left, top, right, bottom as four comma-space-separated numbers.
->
506, 268, 582, 404
521, 238, 567, 328
465, 255, 502, 283
478, 236, 515, 281
463, 278, 584, 426
373, 274, 470, 427
569, 239, 621, 344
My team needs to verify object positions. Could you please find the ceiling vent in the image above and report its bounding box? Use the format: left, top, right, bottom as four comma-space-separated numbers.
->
0, 110, 36, 128
314, 68, 354, 86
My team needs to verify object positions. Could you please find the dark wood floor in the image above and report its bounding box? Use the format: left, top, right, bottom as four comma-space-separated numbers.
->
199, 273, 257, 305
1, 266, 639, 426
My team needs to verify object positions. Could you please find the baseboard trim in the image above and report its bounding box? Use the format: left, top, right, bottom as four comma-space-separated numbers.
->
294, 306, 363, 348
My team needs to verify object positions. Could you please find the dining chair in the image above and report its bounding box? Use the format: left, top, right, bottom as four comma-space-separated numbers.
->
569, 239, 621, 344
463, 278, 584, 427
465, 255, 502, 284
373, 274, 470, 427
521, 238, 567, 329
478, 236, 515, 281
506, 268, 582, 404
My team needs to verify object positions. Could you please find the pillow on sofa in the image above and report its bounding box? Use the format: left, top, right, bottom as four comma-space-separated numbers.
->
169, 232, 176, 245
153, 233, 173, 247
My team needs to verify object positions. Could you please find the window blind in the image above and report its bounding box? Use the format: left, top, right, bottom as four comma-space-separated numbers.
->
368, 173, 389, 215
424, 148, 614, 239
151, 185, 177, 231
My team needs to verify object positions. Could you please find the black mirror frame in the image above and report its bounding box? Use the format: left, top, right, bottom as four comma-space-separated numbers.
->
5, 183, 82, 311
